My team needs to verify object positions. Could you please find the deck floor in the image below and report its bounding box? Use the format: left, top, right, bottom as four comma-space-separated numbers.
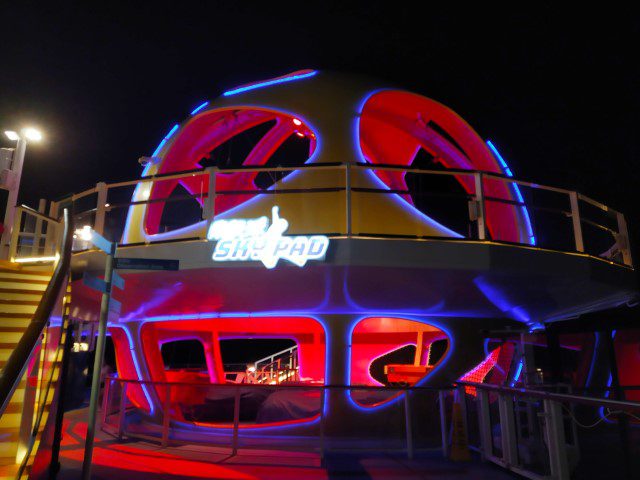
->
57, 408, 517, 480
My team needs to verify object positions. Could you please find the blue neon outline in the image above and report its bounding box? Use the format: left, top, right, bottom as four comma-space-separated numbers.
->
124, 107, 323, 244
345, 315, 455, 412
510, 359, 524, 387
486, 140, 536, 245
599, 330, 617, 423
190, 101, 209, 115
354, 88, 464, 238
152, 123, 179, 157
222, 71, 318, 97
108, 323, 155, 414
133, 312, 331, 427
585, 332, 600, 386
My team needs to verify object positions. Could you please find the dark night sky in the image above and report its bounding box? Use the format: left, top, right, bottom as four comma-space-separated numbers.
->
1, 3, 638, 246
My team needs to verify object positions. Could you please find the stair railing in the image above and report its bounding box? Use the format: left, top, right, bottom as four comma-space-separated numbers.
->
0, 208, 73, 417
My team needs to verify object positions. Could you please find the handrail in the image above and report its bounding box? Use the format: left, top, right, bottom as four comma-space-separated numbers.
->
16, 204, 61, 224
0, 209, 74, 416
456, 381, 640, 411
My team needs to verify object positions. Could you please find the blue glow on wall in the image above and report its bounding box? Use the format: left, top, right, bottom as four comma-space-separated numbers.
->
223, 71, 318, 97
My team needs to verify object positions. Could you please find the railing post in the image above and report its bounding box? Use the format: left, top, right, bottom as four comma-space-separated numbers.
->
31, 199, 47, 256
319, 387, 326, 466
117, 381, 127, 441
615, 212, 633, 266
476, 389, 493, 461
345, 162, 352, 237
543, 399, 570, 479
44, 201, 59, 255
569, 191, 584, 253
232, 385, 240, 455
439, 390, 449, 458
497, 393, 518, 466
474, 172, 486, 240
404, 389, 413, 459
8, 206, 23, 260
101, 377, 111, 426
204, 167, 217, 231
94, 182, 108, 236
162, 384, 171, 447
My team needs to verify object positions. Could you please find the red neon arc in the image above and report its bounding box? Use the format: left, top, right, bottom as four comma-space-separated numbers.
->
359, 90, 523, 242
144, 109, 316, 235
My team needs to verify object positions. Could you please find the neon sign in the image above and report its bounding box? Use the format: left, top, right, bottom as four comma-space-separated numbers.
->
207, 206, 329, 269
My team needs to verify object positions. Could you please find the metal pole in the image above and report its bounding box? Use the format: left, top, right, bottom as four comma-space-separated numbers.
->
477, 389, 492, 461
101, 378, 111, 426
117, 382, 127, 441
616, 212, 633, 266
81, 242, 115, 480
93, 182, 108, 236
8, 207, 23, 261
543, 399, 570, 480
1, 137, 27, 259
439, 390, 449, 458
32, 199, 47, 256
404, 390, 413, 459
345, 162, 352, 236
319, 387, 326, 466
497, 393, 518, 466
232, 385, 240, 455
474, 172, 486, 240
49, 319, 74, 479
569, 191, 584, 253
162, 384, 171, 447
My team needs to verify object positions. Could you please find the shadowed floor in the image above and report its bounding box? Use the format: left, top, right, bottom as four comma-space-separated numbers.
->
56, 408, 516, 480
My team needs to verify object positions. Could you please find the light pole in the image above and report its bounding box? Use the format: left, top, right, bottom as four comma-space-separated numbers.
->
1, 128, 42, 259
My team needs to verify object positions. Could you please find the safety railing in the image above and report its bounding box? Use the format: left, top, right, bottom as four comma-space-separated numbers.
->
101, 377, 452, 461
457, 381, 640, 480
7, 205, 64, 262
45, 163, 632, 267
99, 376, 640, 478
0, 209, 74, 477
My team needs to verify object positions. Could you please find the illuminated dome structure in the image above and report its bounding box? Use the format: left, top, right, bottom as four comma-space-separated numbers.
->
69, 70, 636, 440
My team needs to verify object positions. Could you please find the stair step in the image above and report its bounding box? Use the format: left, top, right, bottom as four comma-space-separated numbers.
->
0, 323, 30, 331
0, 288, 46, 300
0, 332, 24, 343
0, 413, 22, 429
0, 277, 49, 285
0, 282, 46, 292
0, 299, 39, 306
0, 304, 37, 315
0, 271, 51, 281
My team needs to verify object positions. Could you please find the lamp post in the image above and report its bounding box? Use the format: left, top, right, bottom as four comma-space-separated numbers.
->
1, 128, 42, 259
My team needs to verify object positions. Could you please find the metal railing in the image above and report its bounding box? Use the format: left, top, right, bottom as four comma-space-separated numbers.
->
8, 204, 64, 261
0, 209, 74, 476
99, 376, 640, 479
36, 162, 632, 267
457, 381, 640, 480
101, 377, 451, 461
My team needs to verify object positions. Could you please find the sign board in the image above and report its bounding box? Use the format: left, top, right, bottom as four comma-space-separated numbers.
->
114, 257, 179, 271
89, 229, 113, 255
207, 206, 329, 269
83, 272, 125, 293
112, 271, 125, 290
108, 298, 122, 315
82, 273, 108, 294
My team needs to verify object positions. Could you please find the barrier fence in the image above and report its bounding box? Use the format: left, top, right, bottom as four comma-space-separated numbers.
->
11, 163, 631, 267
99, 376, 640, 479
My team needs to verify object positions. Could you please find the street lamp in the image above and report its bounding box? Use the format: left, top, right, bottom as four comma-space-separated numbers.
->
1, 128, 43, 258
